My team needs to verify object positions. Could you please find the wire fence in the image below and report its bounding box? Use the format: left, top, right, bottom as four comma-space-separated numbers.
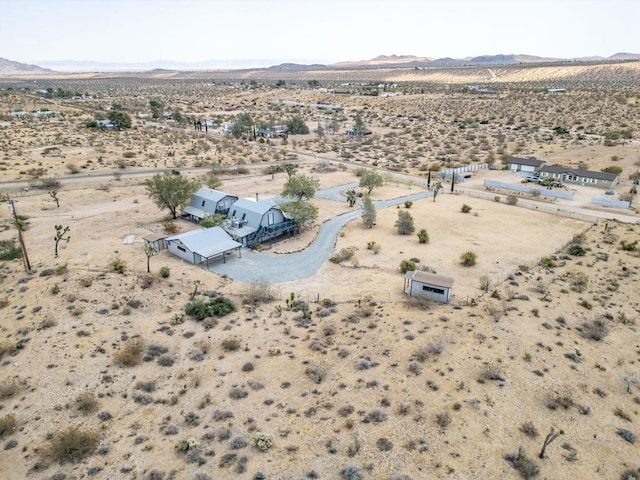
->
460, 188, 602, 224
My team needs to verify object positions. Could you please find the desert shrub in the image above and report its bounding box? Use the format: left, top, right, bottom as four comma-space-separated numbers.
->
617, 428, 636, 444
221, 336, 241, 351
539, 256, 556, 268
567, 244, 586, 256
408, 362, 422, 375
0, 413, 17, 438
109, 257, 127, 274
114, 337, 145, 367
570, 272, 589, 292
0, 341, 17, 359
506, 195, 518, 206
520, 421, 539, 438
46, 426, 100, 464
435, 412, 451, 429
460, 250, 477, 267
305, 364, 327, 384
479, 363, 505, 381
330, 247, 355, 264
135, 380, 157, 393
620, 468, 640, 480
185, 296, 236, 320
212, 410, 234, 421
230, 436, 248, 450
479, 275, 491, 291
0, 240, 22, 261
376, 437, 393, 451
75, 392, 99, 414
461, 204, 472, 213
417, 229, 429, 244
579, 317, 609, 341
243, 277, 275, 305
399, 259, 417, 273
253, 432, 274, 451
0, 378, 21, 399
505, 447, 540, 479
229, 388, 248, 400
160, 266, 170, 278
620, 240, 638, 252
363, 409, 387, 424
404, 200, 413, 208
341, 465, 363, 480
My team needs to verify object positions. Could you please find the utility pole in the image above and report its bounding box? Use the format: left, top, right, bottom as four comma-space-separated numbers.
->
8, 199, 31, 273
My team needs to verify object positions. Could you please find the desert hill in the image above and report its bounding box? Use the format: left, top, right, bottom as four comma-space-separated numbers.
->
0, 57, 54, 75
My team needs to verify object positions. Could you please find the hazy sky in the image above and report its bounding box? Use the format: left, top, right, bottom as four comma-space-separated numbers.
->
1, 0, 638, 65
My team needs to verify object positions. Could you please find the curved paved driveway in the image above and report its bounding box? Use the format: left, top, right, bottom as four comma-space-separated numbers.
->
209, 188, 432, 283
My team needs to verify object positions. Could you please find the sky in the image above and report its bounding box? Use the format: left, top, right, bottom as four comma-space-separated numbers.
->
1, 0, 639, 66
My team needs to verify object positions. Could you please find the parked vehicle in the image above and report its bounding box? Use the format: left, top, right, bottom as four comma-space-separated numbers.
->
525, 175, 542, 183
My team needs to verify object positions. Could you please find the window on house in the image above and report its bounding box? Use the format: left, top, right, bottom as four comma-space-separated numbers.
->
422, 285, 445, 295
268, 212, 274, 225
177, 245, 186, 253
201, 200, 206, 207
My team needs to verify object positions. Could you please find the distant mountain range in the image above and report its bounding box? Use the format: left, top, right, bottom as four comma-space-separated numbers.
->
0, 57, 54, 75
2, 52, 640, 74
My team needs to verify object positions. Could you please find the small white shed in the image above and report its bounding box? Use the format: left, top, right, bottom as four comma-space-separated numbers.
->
404, 271, 454, 303
165, 227, 242, 266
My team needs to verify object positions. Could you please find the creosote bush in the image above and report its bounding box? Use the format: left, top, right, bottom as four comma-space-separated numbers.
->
114, 337, 145, 367
0, 413, 17, 438
46, 426, 100, 464
505, 447, 540, 479
109, 257, 127, 274
185, 296, 236, 320
461, 204, 472, 213
460, 250, 478, 267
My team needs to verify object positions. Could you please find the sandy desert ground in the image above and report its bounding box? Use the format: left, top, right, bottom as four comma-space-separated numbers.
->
0, 71, 639, 480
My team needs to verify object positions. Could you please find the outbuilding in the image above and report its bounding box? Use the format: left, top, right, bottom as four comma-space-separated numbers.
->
403, 271, 454, 303
506, 156, 545, 173
165, 227, 242, 266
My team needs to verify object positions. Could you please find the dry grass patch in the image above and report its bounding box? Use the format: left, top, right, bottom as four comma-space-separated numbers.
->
114, 337, 145, 366
45, 426, 100, 464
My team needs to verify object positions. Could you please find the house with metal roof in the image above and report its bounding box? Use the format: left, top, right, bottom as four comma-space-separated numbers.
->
183, 188, 238, 222
539, 165, 619, 189
403, 271, 454, 303
506, 156, 545, 173
225, 198, 295, 247
165, 227, 241, 266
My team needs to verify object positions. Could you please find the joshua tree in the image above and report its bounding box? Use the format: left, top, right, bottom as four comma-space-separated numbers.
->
144, 244, 159, 273
346, 189, 357, 207
539, 427, 564, 459
191, 280, 201, 300
49, 189, 60, 207
54, 225, 70, 258
432, 182, 443, 202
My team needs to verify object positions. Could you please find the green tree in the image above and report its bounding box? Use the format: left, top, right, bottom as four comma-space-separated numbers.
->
281, 174, 319, 200
280, 200, 318, 232
308, 80, 320, 88
206, 174, 223, 189
149, 98, 164, 119
54, 225, 70, 258
361, 194, 376, 228
108, 110, 132, 130
231, 112, 254, 139
286, 116, 310, 135
359, 170, 384, 194
145, 172, 199, 219
353, 112, 367, 137
200, 213, 226, 228
395, 210, 415, 235
346, 189, 358, 207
